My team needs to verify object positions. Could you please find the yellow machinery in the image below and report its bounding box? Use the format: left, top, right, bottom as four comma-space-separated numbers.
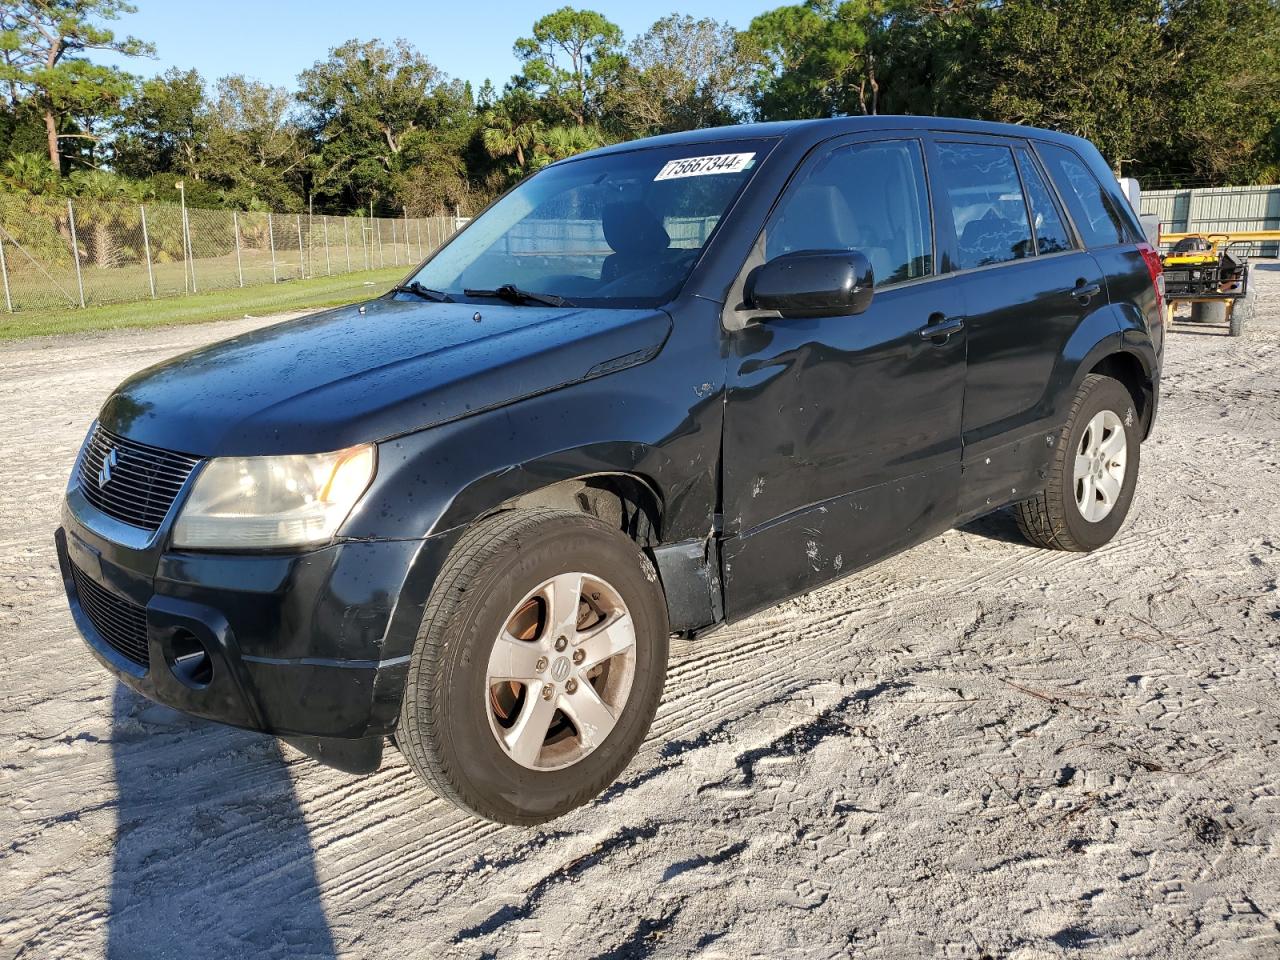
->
1157, 229, 1280, 336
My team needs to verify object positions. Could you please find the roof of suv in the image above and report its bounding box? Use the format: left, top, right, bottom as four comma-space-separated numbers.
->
577, 115, 1090, 162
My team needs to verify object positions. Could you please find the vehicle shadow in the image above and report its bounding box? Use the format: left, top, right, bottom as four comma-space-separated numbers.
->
107, 684, 336, 960
958, 507, 1027, 545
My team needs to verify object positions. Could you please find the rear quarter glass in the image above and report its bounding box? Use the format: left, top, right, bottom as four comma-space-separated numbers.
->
1036, 141, 1140, 247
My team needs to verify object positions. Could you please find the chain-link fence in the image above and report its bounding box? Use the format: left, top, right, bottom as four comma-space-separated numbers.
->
0, 193, 463, 313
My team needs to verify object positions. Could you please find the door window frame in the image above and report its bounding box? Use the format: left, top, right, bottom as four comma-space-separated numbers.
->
925, 132, 1086, 280
926, 129, 1085, 277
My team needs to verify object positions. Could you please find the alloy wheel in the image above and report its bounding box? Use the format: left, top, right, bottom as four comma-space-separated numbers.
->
1073, 409, 1127, 522
485, 572, 637, 771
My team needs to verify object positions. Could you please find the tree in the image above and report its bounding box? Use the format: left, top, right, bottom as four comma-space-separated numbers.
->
203, 75, 307, 210
0, 0, 153, 173
297, 38, 474, 212
111, 67, 206, 180
744, 0, 888, 119
610, 15, 757, 135
531, 123, 607, 167
66, 168, 144, 267
872, 0, 984, 117
514, 7, 623, 127
957, 0, 1166, 165
1149, 0, 1280, 184
481, 89, 543, 173
1, 151, 60, 194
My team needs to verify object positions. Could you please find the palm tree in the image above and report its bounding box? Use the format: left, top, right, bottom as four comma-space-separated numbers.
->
481, 101, 542, 172
531, 125, 608, 167
1, 153, 60, 195
66, 170, 145, 268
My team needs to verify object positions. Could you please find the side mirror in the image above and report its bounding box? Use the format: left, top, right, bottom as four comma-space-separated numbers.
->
744, 250, 874, 319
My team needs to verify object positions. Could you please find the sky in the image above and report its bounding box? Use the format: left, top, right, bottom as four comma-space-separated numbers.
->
99, 0, 781, 94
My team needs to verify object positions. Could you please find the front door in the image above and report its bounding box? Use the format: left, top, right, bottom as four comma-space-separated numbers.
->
720, 135, 967, 621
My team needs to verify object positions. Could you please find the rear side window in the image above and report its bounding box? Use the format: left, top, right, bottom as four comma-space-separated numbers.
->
935, 142, 1034, 270
1014, 147, 1072, 255
1037, 143, 1126, 248
764, 139, 932, 287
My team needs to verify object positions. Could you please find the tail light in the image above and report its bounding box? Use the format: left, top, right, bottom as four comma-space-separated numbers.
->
1137, 242, 1165, 319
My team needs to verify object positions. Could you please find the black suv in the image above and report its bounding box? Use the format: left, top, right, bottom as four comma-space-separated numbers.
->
56, 118, 1164, 824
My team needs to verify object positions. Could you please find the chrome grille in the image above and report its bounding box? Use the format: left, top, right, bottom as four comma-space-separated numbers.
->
70, 562, 150, 668
77, 424, 200, 532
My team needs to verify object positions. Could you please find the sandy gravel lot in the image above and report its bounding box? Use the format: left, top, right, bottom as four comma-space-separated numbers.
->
1, 271, 1278, 960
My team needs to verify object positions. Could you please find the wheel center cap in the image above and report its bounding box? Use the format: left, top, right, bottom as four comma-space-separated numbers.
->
550, 656, 572, 682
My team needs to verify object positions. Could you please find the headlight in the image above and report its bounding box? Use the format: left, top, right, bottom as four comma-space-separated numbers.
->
172, 445, 376, 549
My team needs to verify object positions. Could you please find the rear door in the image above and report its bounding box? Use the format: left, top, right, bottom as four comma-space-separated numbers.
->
720, 134, 967, 620
927, 134, 1107, 518
1035, 140, 1162, 364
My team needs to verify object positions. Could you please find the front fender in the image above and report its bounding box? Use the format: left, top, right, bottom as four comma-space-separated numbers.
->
345, 384, 721, 545
339, 353, 725, 658
336, 294, 728, 662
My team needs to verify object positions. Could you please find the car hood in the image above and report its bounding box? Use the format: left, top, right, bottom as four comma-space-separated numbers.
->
99, 297, 673, 456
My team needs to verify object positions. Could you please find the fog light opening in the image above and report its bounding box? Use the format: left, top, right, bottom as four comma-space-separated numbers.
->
168, 629, 213, 689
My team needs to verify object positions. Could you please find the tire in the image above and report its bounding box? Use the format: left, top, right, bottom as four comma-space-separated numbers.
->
1014, 374, 1141, 552
1230, 282, 1253, 337
396, 507, 669, 824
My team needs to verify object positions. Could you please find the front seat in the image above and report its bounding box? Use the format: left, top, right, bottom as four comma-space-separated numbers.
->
768, 184, 892, 284
600, 202, 671, 284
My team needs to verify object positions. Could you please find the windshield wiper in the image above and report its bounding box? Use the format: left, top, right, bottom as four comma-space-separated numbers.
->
393, 280, 452, 302
463, 284, 571, 307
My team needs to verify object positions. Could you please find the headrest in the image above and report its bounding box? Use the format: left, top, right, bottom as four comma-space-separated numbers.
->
770, 184, 856, 253
602, 202, 670, 256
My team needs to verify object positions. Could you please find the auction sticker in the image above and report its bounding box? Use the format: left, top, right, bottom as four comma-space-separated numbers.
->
654, 153, 755, 181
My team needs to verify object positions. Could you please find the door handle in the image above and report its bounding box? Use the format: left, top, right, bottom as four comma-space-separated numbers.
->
917, 315, 966, 342
1072, 280, 1102, 303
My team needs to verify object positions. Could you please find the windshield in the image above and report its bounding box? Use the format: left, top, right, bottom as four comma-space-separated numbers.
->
407, 139, 773, 308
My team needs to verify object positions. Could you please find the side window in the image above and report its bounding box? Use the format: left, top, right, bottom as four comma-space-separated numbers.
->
765, 140, 932, 287
1014, 147, 1072, 255
935, 142, 1034, 270
1037, 143, 1126, 248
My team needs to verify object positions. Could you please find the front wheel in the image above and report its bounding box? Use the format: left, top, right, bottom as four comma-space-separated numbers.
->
396, 508, 669, 824
1014, 374, 1141, 551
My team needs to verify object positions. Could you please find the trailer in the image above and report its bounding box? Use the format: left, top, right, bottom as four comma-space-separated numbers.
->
1158, 229, 1280, 336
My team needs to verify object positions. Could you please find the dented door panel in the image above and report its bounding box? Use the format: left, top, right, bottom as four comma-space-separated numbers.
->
720, 278, 966, 621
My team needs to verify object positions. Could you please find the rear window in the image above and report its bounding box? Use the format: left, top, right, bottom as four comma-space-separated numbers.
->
1037, 143, 1127, 248
935, 142, 1034, 270
1014, 147, 1073, 255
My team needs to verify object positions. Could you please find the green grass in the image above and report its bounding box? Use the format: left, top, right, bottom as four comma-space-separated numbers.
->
0, 266, 408, 340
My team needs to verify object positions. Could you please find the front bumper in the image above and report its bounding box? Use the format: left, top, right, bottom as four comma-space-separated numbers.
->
56, 499, 449, 770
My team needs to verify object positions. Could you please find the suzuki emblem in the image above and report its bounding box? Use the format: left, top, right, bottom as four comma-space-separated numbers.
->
97, 447, 118, 488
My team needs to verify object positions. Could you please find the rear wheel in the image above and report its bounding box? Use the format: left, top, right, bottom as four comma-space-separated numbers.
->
1014, 374, 1141, 552
396, 508, 669, 824
1230, 282, 1253, 337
